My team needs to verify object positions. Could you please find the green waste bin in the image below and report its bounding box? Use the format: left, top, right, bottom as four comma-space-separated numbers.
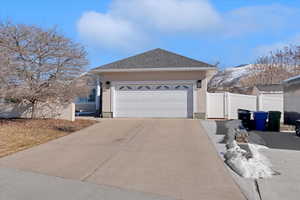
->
268, 111, 281, 132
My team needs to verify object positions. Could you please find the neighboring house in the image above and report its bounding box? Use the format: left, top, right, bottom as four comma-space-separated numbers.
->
75, 88, 97, 114
88, 48, 217, 119
283, 75, 300, 125
251, 84, 283, 96
74, 73, 101, 116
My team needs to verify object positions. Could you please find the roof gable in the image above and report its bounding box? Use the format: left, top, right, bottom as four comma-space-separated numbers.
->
92, 48, 215, 71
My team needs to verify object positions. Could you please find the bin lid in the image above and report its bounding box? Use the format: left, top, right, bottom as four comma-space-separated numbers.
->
238, 109, 251, 113
269, 111, 281, 114
268, 111, 281, 118
254, 111, 268, 119
254, 111, 268, 114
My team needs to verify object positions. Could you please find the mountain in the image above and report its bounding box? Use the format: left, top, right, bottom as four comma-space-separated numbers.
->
208, 64, 255, 94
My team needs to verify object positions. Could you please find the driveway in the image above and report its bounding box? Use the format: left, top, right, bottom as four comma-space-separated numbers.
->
0, 119, 245, 200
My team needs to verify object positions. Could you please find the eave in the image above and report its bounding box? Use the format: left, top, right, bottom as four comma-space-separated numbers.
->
91, 67, 217, 74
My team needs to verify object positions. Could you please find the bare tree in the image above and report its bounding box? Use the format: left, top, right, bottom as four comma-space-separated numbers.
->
0, 21, 89, 118
241, 46, 300, 87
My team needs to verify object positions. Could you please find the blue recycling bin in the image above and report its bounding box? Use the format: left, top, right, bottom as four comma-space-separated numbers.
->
254, 111, 268, 131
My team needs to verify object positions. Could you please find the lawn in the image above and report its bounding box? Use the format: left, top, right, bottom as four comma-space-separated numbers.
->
0, 119, 97, 158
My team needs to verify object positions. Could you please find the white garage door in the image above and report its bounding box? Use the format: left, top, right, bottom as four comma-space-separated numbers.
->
113, 83, 194, 118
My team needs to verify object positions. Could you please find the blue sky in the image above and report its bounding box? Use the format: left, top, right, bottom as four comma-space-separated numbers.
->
1, 0, 300, 69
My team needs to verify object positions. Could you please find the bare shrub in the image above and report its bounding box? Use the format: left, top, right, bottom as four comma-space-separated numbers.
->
241, 46, 300, 87
0, 21, 89, 118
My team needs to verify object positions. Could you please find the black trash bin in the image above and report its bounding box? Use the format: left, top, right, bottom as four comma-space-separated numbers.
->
295, 120, 300, 137
238, 109, 251, 130
268, 111, 281, 132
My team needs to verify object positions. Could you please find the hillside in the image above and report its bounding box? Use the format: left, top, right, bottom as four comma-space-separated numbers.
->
208, 64, 255, 94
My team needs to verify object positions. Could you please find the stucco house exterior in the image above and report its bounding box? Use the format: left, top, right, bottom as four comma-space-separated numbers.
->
251, 84, 283, 96
78, 48, 217, 119
283, 75, 300, 125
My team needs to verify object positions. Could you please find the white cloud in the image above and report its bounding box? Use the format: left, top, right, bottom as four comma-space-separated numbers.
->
77, 11, 147, 50
223, 4, 297, 37
255, 34, 300, 56
77, 1, 298, 50
77, 0, 221, 50
110, 0, 221, 33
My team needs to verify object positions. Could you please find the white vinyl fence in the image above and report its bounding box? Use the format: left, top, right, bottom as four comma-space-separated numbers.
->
206, 93, 226, 118
226, 93, 257, 119
207, 92, 283, 120
258, 94, 283, 113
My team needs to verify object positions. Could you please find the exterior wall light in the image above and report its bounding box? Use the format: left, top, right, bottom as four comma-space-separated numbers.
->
105, 81, 111, 89
197, 80, 202, 88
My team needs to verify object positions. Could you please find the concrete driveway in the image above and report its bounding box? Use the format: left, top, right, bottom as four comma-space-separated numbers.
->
0, 119, 245, 200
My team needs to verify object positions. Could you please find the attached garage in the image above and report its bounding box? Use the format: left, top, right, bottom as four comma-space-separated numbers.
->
113, 82, 194, 118
90, 48, 217, 119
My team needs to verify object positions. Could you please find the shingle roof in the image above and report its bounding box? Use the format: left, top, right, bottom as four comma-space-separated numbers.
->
256, 84, 283, 92
284, 74, 300, 84
92, 48, 215, 71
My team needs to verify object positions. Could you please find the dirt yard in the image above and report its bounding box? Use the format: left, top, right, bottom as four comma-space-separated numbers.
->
0, 119, 97, 158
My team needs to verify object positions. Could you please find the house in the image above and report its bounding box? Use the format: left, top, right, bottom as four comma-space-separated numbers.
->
283, 75, 300, 125
85, 48, 217, 119
75, 87, 97, 115
251, 84, 283, 96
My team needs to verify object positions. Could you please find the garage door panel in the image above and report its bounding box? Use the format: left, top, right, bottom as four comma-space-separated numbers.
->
114, 84, 193, 118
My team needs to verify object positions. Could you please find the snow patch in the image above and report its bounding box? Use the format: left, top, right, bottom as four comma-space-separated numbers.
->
209, 64, 267, 89
209, 64, 254, 88
224, 140, 276, 179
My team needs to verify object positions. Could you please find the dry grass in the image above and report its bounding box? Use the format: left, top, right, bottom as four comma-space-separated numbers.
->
0, 119, 97, 158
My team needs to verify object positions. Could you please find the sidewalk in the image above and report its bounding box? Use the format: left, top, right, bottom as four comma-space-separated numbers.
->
202, 119, 300, 200
250, 131, 300, 200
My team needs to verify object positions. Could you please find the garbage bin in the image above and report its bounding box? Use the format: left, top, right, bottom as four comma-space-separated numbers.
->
268, 111, 281, 132
296, 120, 300, 137
237, 109, 251, 130
254, 111, 268, 131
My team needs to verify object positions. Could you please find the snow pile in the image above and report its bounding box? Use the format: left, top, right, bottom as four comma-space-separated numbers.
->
224, 140, 276, 179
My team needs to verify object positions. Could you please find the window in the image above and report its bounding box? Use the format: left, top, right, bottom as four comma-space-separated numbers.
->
175, 85, 190, 90
119, 85, 134, 90
88, 88, 96, 102
75, 88, 96, 104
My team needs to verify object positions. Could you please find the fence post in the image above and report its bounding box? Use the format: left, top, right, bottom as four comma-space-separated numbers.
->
257, 94, 262, 111
206, 92, 209, 118
224, 92, 230, 119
